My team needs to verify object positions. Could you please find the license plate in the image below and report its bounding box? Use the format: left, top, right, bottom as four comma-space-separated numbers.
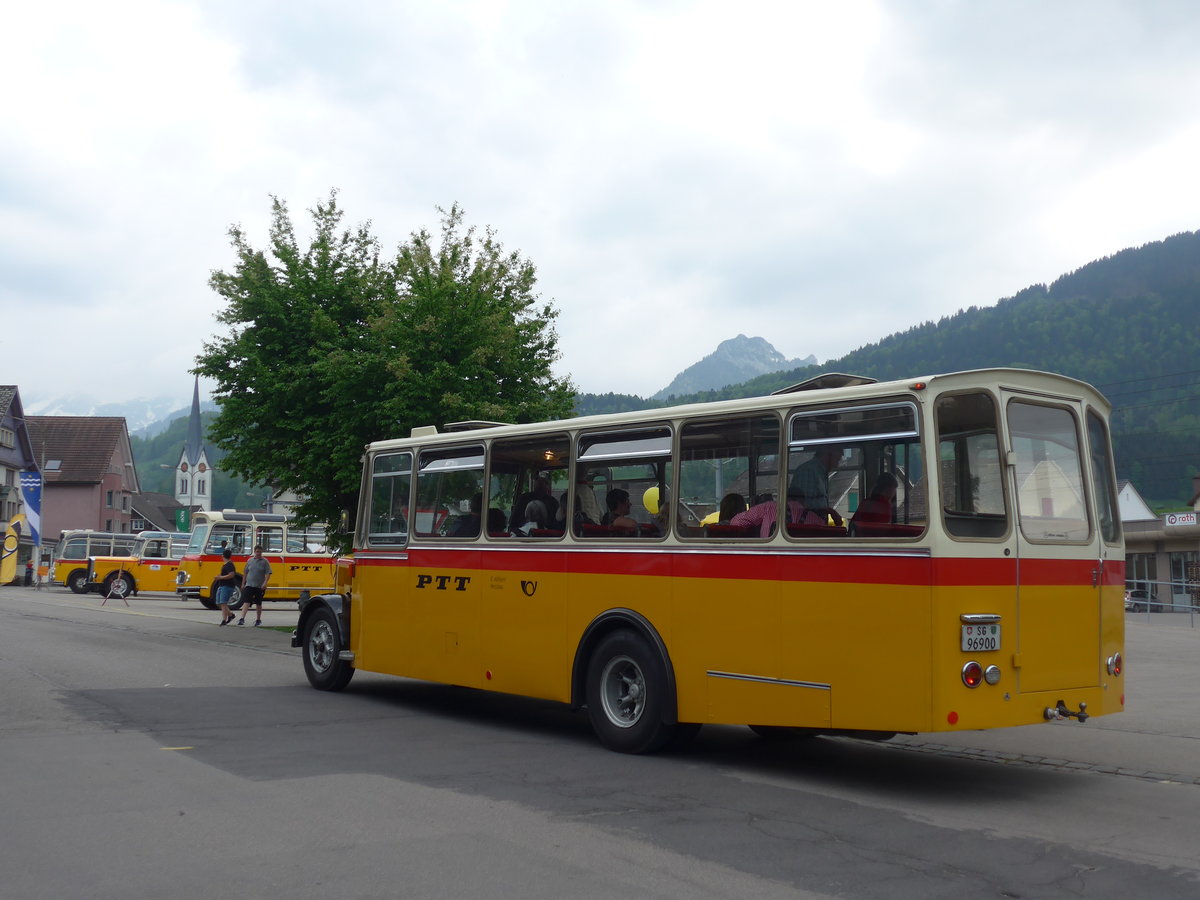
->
961, 623, 1001, 652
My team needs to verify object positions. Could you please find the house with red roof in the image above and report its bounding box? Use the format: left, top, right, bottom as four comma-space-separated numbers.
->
26, 415, 140, 542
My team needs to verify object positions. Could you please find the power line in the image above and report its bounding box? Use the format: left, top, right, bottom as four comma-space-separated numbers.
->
1095, 367, 1200, 391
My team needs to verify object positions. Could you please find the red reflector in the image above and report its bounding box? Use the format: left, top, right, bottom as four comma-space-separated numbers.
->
947, 711, 959, 725
961, 661, 983, 688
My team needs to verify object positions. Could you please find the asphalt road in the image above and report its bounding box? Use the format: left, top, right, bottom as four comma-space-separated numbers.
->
1, 584, 1197, 899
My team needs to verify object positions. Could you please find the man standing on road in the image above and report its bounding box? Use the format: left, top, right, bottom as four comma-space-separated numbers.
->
238, 544, 272, 627
215, 548, 238, 626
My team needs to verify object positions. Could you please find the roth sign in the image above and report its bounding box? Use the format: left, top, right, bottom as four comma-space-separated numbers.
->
1164, 512, 1198, 527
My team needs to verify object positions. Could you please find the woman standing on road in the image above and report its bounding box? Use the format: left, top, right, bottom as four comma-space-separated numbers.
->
215, 548, 238, 626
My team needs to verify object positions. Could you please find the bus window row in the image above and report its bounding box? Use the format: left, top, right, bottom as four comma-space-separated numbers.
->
364, 399, 939, 545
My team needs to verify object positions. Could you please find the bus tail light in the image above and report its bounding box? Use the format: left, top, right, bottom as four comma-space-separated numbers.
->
961, 661, 983, 688
983, 665, 1001, 685
1106, 653, 1122, 676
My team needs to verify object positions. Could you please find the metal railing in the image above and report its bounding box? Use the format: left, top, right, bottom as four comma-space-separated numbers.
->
1125, 579, 1199, 627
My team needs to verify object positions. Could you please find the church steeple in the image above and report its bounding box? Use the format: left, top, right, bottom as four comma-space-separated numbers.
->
185, 376, 204, 466
173, 377, 212, 520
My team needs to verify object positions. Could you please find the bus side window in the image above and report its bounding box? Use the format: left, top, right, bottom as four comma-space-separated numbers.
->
678, 414, 780, 539
576, 426, 672, 539
367, 452, 412, 545
258, 527, 285, 553
414, 446, 485, 539
490, 434, 570, 538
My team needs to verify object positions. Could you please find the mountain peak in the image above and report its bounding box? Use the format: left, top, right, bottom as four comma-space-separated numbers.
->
651, 335, 816, 400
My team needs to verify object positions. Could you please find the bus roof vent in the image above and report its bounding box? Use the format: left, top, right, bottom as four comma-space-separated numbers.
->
410, 425, 439, 438
442, 420, 512, 432
771, 373, 878, 394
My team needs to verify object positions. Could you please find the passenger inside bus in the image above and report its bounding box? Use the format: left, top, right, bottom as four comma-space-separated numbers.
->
514, 500, 550, 535
448, 493, 482, 538
509, 476, 558, 532
729, 495, 808, 538
851, 472, 898, 527
604, 489, 639, 534
572, 469, 604, 526
719, 493, 746, 523
789, 446, 845, 527
487, 508, 508, 536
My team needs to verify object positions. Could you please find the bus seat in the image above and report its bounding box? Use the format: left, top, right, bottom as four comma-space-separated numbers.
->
579, 523, 613, 537
530, 528, 564, 538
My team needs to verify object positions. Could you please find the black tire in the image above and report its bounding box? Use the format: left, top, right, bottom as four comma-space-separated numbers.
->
199, 595, 217, 611
585, 629, 675, 754
103, 572, 134, 599
67, 569, 89, 594
302, 606, 355, 692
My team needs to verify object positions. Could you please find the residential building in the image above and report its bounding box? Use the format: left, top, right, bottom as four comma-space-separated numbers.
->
1, 385, 41, 574
26, 415, 140, 541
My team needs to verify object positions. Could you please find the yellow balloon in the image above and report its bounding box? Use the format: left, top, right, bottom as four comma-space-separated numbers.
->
642, 486, 659, 515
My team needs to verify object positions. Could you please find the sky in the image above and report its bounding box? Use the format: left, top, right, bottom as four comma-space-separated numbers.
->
4, 1, 1200, 411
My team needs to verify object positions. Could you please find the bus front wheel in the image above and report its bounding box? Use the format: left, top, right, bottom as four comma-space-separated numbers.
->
585, 629, 674, 754
104, 572, 134, 599
302, 606, 355, 692
67, 569, 89, 594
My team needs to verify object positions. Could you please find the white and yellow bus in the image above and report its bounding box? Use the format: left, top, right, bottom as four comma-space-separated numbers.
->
176, 510, 335, 610
86, 530, 189, 598
52, 530, 139, 594
295, 369, 1125, 753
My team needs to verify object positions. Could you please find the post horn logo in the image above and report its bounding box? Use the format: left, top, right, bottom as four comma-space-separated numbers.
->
520, 580, 538, 597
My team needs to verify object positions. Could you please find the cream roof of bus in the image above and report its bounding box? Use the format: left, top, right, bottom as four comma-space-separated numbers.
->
370, 367, 1110, 454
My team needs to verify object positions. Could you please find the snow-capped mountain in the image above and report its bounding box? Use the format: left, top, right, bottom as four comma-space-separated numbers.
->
23, 394, 212, 437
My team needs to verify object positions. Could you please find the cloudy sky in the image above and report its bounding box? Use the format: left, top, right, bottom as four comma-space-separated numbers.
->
4, 1, 1199, 410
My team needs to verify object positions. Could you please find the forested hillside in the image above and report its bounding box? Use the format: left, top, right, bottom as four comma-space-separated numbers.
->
576, 231, 1200, 507
131, 414, 266, 511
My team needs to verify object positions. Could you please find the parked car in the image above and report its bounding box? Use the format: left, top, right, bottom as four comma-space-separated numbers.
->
1124, 589, 1150, 612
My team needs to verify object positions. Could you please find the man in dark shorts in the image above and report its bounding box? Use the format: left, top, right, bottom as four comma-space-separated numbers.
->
238, 544, 272, 626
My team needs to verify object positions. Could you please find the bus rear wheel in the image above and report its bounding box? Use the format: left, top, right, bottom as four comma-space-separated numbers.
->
585, 629, 675, 754
67, 569, 89, 594
303, 606, 355, 692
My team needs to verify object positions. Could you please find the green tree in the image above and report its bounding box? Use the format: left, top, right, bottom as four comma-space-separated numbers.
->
195, 192, 575, 546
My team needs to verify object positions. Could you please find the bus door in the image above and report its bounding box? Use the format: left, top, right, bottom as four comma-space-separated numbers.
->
1002, 393, 1100, 693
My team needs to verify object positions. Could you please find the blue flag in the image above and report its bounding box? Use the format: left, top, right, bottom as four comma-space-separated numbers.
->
19, 471, 41, 545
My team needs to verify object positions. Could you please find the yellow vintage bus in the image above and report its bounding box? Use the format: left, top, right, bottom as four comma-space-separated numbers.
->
86, 531, 188, 598
52, 530, 139, 594
176, 510, 335, 610
295, 369, 1125, 753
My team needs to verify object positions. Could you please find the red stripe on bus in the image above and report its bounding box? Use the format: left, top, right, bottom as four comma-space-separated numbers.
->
356, 546, 1108, 589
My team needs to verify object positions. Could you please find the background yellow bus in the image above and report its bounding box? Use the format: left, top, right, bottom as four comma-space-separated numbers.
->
52, 530, 139, 594
85, 531, 188, 598
176, 510, 335, 610
295, 369, 1125, 753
